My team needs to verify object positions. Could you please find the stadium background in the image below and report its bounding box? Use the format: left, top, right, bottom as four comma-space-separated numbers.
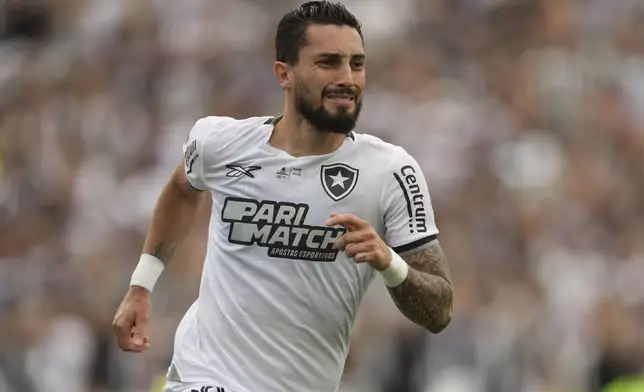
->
2, 0, 644, 391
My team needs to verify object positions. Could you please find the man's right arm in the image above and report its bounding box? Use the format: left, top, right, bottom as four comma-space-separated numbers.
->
139, 162, 205, 268
114, 116, 225, 352
113, 162, 204, 352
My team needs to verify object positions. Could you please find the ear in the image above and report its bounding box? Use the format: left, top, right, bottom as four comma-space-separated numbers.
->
274, 61, 293, 90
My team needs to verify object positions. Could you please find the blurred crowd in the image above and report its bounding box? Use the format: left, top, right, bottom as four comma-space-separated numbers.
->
2, 0, 644, 391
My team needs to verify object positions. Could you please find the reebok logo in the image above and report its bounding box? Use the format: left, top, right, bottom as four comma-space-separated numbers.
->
221, 197, 345, 262
393, 165, 428, 234
226, 164, 261, 178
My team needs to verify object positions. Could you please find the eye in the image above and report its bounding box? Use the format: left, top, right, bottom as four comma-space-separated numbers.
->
318, 59, 335, 67
352, 61, 365, 70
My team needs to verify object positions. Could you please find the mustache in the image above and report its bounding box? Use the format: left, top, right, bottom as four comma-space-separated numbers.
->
322, 86, 360, 98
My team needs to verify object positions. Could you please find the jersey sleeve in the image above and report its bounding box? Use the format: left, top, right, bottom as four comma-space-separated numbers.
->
381, 147, 439, 256
182, 116, 230, 191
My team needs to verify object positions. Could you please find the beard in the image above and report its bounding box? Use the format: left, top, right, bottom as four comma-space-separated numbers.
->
293, 79, 362, 135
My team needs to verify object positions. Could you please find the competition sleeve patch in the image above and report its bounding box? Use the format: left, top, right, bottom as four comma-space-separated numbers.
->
184, 139, 198, 174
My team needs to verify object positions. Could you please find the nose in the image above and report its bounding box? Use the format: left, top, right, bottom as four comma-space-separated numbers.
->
335, 62, 355, 87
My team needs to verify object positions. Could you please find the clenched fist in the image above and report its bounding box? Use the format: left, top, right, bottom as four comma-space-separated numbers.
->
112, 286, 152, 352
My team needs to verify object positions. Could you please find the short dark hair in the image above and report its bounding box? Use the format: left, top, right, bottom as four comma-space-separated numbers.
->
275, 1, 363, 65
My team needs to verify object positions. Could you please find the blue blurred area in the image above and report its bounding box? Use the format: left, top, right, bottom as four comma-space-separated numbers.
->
2, 1, 644, 391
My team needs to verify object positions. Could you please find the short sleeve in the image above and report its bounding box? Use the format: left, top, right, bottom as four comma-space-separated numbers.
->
382, 148, 439, 256
182, 117, 230, 191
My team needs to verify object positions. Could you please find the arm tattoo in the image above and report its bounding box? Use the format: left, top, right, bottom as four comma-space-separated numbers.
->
151, 243, 177, 266
387, 243, 453, 333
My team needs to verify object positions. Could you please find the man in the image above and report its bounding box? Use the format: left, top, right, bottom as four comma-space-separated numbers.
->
112, 2, 453, 392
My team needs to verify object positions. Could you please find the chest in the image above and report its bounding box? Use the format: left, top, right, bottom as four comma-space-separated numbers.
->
210, 155, 383, 228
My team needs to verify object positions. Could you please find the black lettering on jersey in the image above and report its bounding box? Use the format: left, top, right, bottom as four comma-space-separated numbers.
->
221, 197, 346, 262
393, 165, 427, 234
184, 139, 198, 174
190, 387, 224, 392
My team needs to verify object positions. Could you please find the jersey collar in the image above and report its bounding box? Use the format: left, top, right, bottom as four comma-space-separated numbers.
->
264, 115, 355, 141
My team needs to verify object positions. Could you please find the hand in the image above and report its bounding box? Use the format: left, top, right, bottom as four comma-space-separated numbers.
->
112, 285, 151, 353
325, 213, 391, 270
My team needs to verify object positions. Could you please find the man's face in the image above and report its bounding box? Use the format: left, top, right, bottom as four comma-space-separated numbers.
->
291, 24, 366, 134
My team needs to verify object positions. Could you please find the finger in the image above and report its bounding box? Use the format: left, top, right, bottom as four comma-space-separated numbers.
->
326, 214, 358, 231
116, 325, 138, 351
344, 242, 373, 258
326, 214, 368, 231
353, 251, 378, 263
130, 330, 151, 352
113, 311, 145, 352
116, 328, 138, 351
131, 329, 150, 347
122, 342, 147, 353
131, 312, 150, 347
119, 339, 138, 352
114, 317, 135, 349
117, 330, 149, 353
334, 230, 372, 250
326, 213, 363, 228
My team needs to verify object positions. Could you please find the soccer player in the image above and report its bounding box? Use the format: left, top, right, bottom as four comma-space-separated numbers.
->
112, 2, 453, 391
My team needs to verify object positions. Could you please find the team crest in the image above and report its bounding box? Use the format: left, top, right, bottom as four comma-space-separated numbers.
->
320, 163, 359, 202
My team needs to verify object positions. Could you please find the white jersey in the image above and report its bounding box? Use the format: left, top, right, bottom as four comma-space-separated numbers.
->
168, 115, 439, 392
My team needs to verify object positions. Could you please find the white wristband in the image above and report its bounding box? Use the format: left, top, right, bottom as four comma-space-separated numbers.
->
130, 254, 165, 292
378, 248, 409, 287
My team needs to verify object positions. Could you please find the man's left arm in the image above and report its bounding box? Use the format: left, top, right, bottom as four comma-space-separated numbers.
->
327, 212, 453, 334
359, 146, 453, 333
387, 242, 453, 333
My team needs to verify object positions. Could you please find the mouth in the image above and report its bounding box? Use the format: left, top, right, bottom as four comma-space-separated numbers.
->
324, 94, 355, 104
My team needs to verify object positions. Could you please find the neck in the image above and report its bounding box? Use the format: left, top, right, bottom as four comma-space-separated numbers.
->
269, 106, 348, 157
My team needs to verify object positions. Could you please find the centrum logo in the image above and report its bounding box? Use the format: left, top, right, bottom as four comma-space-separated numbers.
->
221, 197, 346, 262
393, 165, 428, 234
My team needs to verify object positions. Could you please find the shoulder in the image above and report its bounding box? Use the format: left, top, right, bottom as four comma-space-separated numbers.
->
185, 115, 273, 168
189, 115, 272, 142
351, 132, 416, 166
